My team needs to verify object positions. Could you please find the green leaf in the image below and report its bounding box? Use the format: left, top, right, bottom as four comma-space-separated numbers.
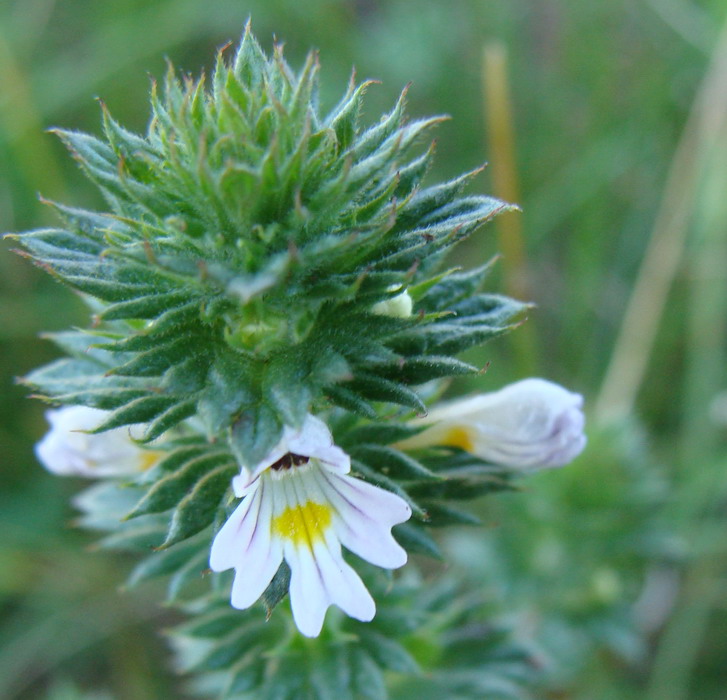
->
392, 522, 443, 559
229, 403, 282, 467
199, 354, 257, 436
369, 356, 480, 385
167, 548, 210, 601
395, 168, 486, 228
407, 474, 515, 501
127, 537, 205, 588
418, 260, 497, 311
141, 397, 200, 441
224, 659, 265, 697
326, 79, 374, 152
394, 142, 435, 200
337, 421, 426, 447
359, 630, 421, 675
190, 620, 267, 673
260, 562, 291, 617
345, 373, 425, 413
53, 387, 150, 411
91, 394, 179, 432
351, 460, 425, 519
324, 384, 377, 418
350, 444, 440, 481
175, 607, 249, 639
351, 649, 387, 700
48, 201, 124, 238
109, 336, 199, 377
388, 322, 510, 356
151, 444, 211, 474
263, 354, 313, 428
162, 463, 237, 547
15, 227, 104, 257
234, 23, 269, 90
162, 355, 209, 394
127, 451, 233, 518
350, 86, 408, 161
452, 294, 530, 327
95, 520, 167, 551
420, 502, 481, 527
100, 291, 199, 321
22, 357, 142, 399
309, 647, 355, 700
42, 329, 114, 359
54, 129, 119, 181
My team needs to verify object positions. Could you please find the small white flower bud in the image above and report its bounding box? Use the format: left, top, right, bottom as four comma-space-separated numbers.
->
371, 286, 413, 318
399, 378, 586, 470
35, 405, 159, 478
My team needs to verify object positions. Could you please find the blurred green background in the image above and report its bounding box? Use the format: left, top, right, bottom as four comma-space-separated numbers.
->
2, 0, 727, 698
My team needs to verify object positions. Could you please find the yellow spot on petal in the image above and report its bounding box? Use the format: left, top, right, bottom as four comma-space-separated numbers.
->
138, 451, 163, 471
440, 426, 475, 452
273, 501, 332, 549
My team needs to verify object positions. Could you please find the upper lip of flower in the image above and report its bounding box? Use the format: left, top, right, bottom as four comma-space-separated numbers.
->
232, 417, 351, 496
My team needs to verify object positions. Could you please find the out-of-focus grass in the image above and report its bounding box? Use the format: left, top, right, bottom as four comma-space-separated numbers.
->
2, 0, 727, 697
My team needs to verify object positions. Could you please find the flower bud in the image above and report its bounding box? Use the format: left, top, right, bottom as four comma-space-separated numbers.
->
371, 287, 413, 318
35, 405, 160, 478
399, 378, 586, 470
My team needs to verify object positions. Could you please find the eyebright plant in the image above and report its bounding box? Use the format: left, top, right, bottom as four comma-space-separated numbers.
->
11, 25, 585, 699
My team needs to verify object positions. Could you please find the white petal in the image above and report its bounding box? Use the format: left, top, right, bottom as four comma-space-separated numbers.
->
286, 541, 331, 637
288, 415, 334, 454
313, 467, 410, 568
230, 537, 283, 610
315, 532, 375, 623
289, 415, 350, 473
286, 535, 375, 638
211, 480, 284, 610
209, 482, 261, 571
35, 406, 153, 478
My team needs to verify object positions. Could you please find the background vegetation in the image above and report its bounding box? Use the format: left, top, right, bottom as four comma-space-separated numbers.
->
2, 0, 726, 698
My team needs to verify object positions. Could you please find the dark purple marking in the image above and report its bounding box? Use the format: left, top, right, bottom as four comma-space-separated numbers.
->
269, 452, 310, 471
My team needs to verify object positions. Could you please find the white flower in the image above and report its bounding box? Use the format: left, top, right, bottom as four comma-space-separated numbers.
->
210, 414, 411, 637
35, 405, 160, 478
371, 286, 413, 318
398, 378, 586, 470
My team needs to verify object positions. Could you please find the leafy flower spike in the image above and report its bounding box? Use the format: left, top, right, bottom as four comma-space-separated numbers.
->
210, 414, 411, 637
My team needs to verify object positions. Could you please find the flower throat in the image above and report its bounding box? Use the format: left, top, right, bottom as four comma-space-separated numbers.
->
270, 453, 310, 471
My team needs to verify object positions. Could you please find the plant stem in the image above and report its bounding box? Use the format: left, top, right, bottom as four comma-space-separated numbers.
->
482, 41, 538, 376
595, 17, 727, 424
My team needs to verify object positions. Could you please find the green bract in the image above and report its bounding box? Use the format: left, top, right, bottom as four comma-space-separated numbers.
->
13, 26, 522, 469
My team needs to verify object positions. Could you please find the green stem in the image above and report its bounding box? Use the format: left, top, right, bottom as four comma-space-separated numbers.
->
481, 41, 538, 376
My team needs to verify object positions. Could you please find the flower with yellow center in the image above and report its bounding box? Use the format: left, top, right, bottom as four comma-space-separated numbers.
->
396, 378, 586, 470
35, 405, 161, 478
209, 414, 412, 637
